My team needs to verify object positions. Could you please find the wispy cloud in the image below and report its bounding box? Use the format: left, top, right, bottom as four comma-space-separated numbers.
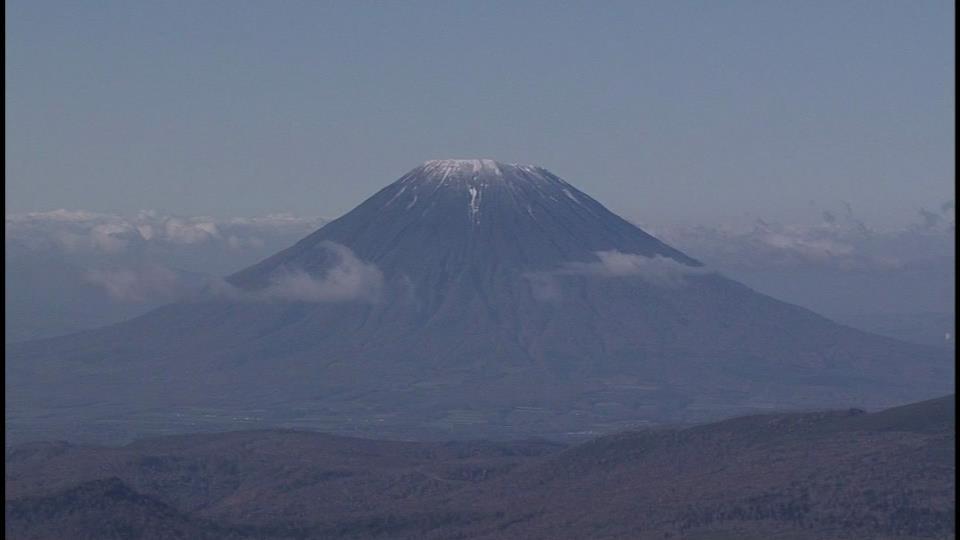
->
560, 252, 710, 284
5, 210, 326, 254
528, 251, 711, 300
645, 200, 955, 272
211, 242, 384, 304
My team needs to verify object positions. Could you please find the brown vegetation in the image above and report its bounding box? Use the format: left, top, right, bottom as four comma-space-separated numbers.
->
6, 396, 954, 539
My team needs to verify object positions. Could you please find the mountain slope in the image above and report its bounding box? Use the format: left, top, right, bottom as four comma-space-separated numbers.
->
5, 160, 953, 444
6, 397, 954, 539
459, 394, 956, 539
4, 477, 245, 540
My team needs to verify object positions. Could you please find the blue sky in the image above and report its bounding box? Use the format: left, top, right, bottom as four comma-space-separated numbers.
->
6, 1, 955, 225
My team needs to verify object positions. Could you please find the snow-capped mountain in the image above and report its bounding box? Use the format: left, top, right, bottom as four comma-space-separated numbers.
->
6, 160, 953, 444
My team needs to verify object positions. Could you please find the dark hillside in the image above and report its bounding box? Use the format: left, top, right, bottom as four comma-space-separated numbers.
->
6, 397, 954, 539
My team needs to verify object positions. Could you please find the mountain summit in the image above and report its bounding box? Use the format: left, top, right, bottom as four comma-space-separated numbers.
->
229, 159, 696, 294
6, 161, 953, 444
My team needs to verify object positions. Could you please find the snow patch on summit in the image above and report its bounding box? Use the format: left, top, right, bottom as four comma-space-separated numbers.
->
468, 186, 482, 223
385, 185, 408, 207
423, 159, 502, 184
405, 194, 419, 210
410, 160, 562, 191
562, 188, 581, 205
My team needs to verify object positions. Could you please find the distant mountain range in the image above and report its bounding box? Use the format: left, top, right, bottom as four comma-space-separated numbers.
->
5, 160, 954, 445
6, 395, 954, 539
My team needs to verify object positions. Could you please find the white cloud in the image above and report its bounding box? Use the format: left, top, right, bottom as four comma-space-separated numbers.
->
136, 224, 155, 241
163, 218, 220, 245
646, 201, 954, 273
210, 242, 384, 303
528, 251, 711, 300
7, 209, 107, 223
5, 210, 327, 255
90, 223, 135, 253
565, 251, 711, 285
